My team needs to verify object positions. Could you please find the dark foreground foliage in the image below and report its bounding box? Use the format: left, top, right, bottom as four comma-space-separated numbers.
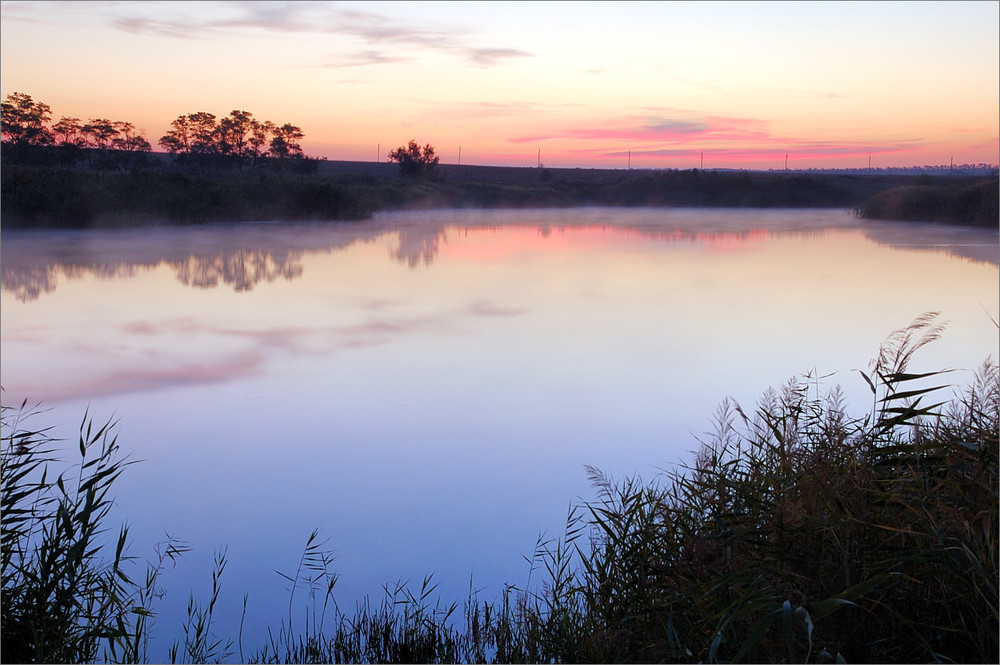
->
856, 177, 999, 228
2, 314, 997, 663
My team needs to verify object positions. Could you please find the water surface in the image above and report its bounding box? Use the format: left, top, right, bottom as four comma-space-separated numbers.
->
2, 207, 997, 658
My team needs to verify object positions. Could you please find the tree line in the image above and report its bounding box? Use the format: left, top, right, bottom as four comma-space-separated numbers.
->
0, 92, 306, 169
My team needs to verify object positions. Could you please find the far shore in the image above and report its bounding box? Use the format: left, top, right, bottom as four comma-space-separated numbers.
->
1, 158, 997, 229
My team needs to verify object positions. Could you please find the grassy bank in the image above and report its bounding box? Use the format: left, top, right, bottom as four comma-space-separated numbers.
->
5, 163, 995, 228
0, 167, 379, 227
855, 177, 999, 228
3, 315, 997, 663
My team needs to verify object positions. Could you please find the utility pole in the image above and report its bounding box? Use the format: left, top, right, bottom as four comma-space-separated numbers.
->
785, 153, 788, 171
700, 152, 704, 169
537, 149, 541, 168
458, 145, 462, 166
377, 143, 380, 162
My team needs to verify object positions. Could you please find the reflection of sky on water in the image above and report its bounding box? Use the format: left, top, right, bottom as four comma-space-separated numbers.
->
3, 209, 996, 303
1, 208, 997, 660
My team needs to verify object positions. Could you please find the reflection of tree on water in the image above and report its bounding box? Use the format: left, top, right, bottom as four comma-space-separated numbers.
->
392, 227, 447, 268
174, 250, 304, 292
0, 223, 382, 301
387, 223, 810, 267
861, 221, 998, 267
3, 263, 140, 303
2, 249, 306, 302
3, 212, 995, 301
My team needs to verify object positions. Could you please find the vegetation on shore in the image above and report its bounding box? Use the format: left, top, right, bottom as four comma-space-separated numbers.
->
0, 167, 379, 227
854, 176, 999, 228
3, 91, 997, 228
3, 315, 997, 663
5, 161, 997, 229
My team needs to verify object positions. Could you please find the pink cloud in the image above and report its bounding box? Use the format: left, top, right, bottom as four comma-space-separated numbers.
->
574, 138, 926, 163
508, 115, 770, 144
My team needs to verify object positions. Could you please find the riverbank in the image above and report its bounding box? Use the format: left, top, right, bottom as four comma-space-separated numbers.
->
854, 176, 998, 228
1, 162, 996, 228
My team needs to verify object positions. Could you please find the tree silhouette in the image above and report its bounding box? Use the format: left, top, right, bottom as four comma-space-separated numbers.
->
268, 123, 304, 160
2, 94, 309, 170
81, 118, 117, 150
247, 120, 273, 165
217, 110, 254, 158
112, 122, 151, 153
187, 112, 219, 155
388, 140, 439, 178
158, 110, 302, 167
0, 92, 53, 146
51, 117, 84, 147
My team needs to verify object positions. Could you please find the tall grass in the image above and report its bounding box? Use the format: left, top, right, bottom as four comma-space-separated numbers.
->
10, 164, 986, 229
2, 314, 997, 663
0, 401, 176, 663
855, 177, 999, 227
0, 166, 379, 227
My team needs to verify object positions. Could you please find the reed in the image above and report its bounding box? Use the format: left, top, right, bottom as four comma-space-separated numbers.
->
10, 163, 992, 229
2, 313, 996, 663
855, 177, 999, 227
0, 401, 171, 663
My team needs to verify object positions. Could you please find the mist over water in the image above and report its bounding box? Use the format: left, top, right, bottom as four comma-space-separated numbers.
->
2, 208, 997, 659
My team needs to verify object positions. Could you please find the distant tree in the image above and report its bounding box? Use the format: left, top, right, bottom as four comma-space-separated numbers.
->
112, 122, 151, 152
388, 140, 439, 178
186, 112, 218, 155
217, 110, 254, 158
159, 111, 217, 156
246, 119, 273, 165
268, 123, 304, 160
51, 116, 84, 146
159, 111, 303, 167
0, 92, 53, 146
159, 115, 192, 154
81, 118, 118, 150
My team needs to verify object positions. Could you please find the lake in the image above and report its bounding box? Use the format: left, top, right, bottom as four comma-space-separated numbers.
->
2, 207, 997, 659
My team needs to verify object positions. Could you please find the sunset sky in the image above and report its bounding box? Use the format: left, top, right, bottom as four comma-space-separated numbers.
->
2, 1, 997, 170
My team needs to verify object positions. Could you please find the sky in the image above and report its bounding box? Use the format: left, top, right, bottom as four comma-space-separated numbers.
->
1, 0, 998, 170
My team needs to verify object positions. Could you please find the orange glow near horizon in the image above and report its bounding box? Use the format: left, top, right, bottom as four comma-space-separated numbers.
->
1, 1, 997, 170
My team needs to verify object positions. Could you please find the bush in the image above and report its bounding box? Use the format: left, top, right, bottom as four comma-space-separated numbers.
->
857, 177, 999, 227
0, 166, 379, 227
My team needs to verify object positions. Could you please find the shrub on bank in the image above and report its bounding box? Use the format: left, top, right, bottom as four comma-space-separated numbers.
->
0, 166, 378, 227
10, 163, 996, 229
856, 177, 999, 227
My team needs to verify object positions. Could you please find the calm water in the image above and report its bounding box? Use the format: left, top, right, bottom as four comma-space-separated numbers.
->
2, 207, 998, 658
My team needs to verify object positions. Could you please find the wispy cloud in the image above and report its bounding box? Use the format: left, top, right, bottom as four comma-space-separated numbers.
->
11, 0, 532, 68
509, 114, 770, 144
502, 107, 932, 164
463, 47, 532, 67
586, 138, 925, 162
321, 49, 408, 68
